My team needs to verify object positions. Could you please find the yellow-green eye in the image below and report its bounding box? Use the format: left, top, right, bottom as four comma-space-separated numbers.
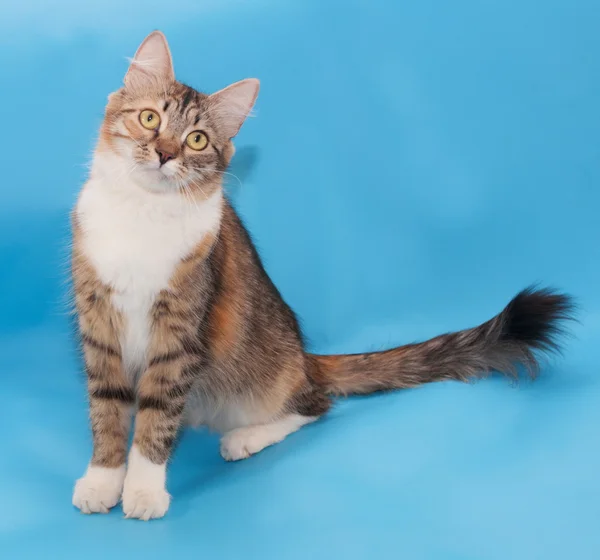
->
139, 109, 160, 130
186, 131, 209, 151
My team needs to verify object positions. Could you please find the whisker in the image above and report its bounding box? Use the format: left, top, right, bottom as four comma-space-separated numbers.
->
179, 178, 202, 215
186, 166, 243, 189
123, 132, 146, 151
190, 180, 208, 199
111, 161, 138, 185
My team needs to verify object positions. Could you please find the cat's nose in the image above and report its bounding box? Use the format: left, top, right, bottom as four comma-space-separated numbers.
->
156, 149, 175, 166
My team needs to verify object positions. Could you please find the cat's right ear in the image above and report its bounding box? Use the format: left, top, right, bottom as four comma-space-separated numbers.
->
124, 31, 175, 89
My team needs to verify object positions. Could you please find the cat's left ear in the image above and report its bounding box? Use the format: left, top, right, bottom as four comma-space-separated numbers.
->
209, 79, 260, 139
125, 31, 174, 89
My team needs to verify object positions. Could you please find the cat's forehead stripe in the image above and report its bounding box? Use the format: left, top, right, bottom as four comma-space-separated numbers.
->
160, 84, 207, 124
180, 88, 196, 113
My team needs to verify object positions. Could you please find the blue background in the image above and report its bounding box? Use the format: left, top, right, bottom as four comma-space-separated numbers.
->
1, 0, 599, 557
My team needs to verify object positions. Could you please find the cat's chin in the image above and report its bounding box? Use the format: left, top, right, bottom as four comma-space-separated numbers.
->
133, 167, 179, 194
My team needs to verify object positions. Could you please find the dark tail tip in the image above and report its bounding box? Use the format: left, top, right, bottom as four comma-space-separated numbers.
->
500, 285, 577, 354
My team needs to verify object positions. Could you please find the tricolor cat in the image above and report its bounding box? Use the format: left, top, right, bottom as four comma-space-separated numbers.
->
71, 31, 574, 520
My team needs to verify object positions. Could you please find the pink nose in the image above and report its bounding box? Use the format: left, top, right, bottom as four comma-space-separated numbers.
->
156, 149, 175, 166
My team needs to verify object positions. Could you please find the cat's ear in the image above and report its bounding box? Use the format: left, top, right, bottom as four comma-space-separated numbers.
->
125, 31, 174, 89
209, 79, 260, 139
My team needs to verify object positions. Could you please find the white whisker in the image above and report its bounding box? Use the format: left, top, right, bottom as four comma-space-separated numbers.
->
186, 165, 243, 189
121, 131, 145, 151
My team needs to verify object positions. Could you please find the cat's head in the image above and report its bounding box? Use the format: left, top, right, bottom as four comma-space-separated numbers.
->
97, 31, 259, 195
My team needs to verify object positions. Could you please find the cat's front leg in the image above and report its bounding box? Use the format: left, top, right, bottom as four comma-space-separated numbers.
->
72, 307, 133, 513
121, 352, 192, 520
121, 290, 201, 520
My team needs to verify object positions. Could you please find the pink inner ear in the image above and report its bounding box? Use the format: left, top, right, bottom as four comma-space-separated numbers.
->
210, 79, 260, 139
125, 31, 175, 89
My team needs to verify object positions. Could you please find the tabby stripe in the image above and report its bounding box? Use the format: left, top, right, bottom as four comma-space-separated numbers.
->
213, 145, 226, 171
180, 338, 204, 354
143, 439, 177, 464
185, 105, 198, 120
149, 351, 185, 367
160, 434, 176, 451
138, 395, 167, 411
168, 323, 191, 336
153, 300, 171, 313
81, 333, 120, 357
180, 88, 195, 113
138, 396, 185, 413
165, 383, 193, 399
91, 386, 134, 403
152, 375, 193, 395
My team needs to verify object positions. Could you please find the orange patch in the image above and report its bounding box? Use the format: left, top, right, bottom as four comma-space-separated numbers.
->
206, 229, 243, 361
209, 294, 241, 360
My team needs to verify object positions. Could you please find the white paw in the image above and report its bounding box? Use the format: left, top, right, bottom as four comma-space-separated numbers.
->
121, 445, 170, 520
72, 464, 126, 514
220, 426, 270, 461
220, 416, 317, 461
122, 483, 170, 521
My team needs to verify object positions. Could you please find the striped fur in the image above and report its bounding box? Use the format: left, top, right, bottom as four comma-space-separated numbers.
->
71, 31, 575, 520
72, 224, 132, 469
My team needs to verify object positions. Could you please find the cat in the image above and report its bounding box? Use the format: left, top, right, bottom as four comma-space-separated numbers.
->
71, 31, 574, 520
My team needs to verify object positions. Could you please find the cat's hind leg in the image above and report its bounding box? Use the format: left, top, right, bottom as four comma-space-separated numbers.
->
220, 414, 318, 461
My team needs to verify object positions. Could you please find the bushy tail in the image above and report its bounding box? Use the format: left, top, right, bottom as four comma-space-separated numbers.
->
307, 287, 575, 395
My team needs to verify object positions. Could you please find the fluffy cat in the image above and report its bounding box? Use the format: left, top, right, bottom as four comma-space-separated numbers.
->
71, 31, 574, 520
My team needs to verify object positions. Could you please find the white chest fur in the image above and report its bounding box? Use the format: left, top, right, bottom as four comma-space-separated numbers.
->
75, 154, 222, 374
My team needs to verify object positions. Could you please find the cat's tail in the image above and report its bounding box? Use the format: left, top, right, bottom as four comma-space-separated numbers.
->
307, 287, 575, 396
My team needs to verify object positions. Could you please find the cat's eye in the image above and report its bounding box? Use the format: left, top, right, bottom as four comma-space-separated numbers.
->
186, 131, 209, 151
139, 109, 160, 130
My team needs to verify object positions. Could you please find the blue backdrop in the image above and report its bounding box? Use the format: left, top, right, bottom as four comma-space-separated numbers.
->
1, 0, 598, 557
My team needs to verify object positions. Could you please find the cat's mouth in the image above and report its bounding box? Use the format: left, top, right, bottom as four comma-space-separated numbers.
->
158, 164, 178, 179
136, 158, 179, 181
133, 155, 204, 192
145, 156, 178, 178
